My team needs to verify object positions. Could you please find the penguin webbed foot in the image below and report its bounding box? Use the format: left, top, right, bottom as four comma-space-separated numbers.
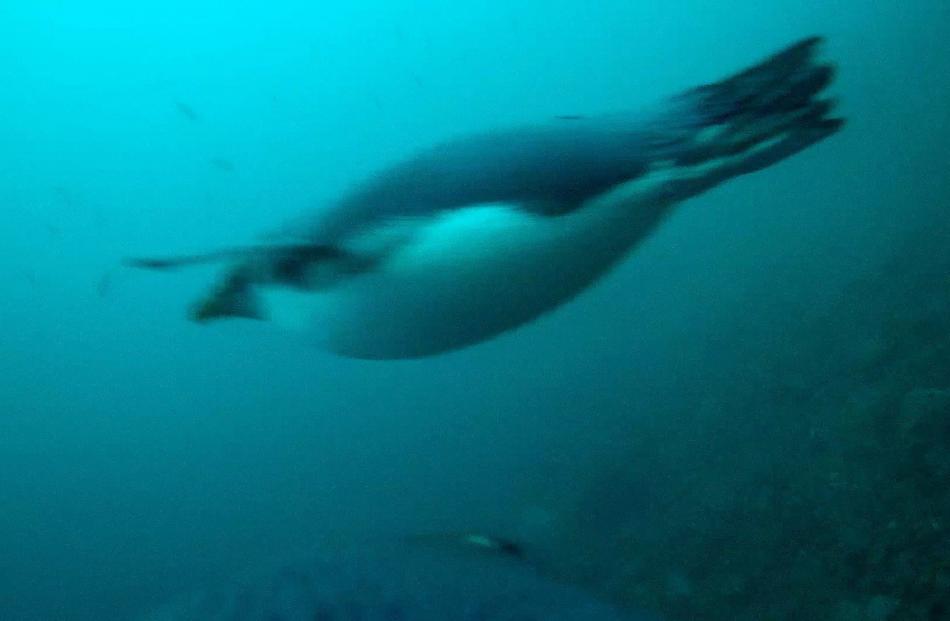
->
190, 273, 263, 322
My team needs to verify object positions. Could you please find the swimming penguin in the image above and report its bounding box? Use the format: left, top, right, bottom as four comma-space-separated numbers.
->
136, 532, 662, 620
130, 37, 842, 359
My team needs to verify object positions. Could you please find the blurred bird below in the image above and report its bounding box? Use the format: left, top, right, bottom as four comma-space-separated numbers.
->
136, 532, 663, 620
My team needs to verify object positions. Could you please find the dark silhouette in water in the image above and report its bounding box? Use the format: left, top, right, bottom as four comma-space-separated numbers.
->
131, 37, 843, 359
175, 100, 199, 121
137, 533, 661, 620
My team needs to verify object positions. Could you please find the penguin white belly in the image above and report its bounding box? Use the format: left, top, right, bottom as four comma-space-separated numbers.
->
260, 177, 672, 359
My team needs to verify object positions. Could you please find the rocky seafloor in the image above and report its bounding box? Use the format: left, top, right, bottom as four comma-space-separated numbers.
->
553, 214, 949, 620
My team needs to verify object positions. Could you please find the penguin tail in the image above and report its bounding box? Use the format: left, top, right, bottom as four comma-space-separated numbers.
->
649, 36, 843, 201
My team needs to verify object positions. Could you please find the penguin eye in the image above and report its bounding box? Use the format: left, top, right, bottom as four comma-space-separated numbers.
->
274, 256, 310, 285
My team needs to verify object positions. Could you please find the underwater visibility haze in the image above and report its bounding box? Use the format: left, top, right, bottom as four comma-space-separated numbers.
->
1, 2, 949, 620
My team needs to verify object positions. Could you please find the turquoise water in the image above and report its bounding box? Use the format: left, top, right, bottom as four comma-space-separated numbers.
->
1, 2, 948, 619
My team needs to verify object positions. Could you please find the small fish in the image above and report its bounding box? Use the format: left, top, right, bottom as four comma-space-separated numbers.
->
175, 100, 199, 121
136, 534, 661, 620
